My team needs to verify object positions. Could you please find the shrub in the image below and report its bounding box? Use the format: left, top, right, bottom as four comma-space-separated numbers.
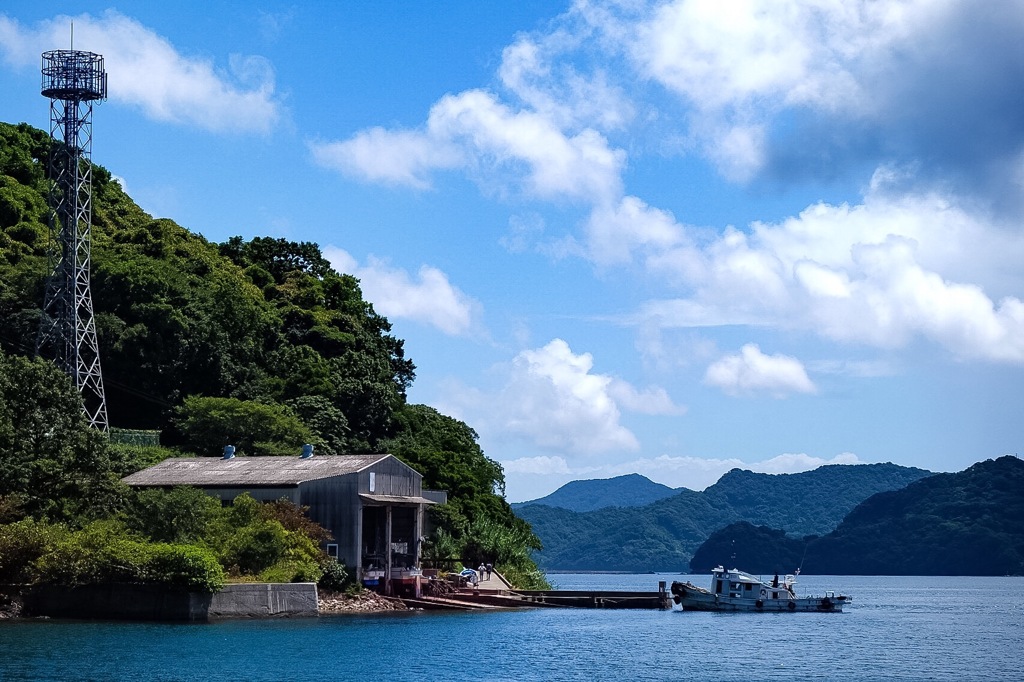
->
258, 559, 323, 584
125, 486, 221, 543
0, 519, 67, 583
221, 520, 290, 574
32, 520, 146, 586
316, 557, 351, 592
145, 544, 225, 592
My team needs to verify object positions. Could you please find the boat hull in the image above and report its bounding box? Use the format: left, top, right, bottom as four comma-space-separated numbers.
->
671, 582, 847, 612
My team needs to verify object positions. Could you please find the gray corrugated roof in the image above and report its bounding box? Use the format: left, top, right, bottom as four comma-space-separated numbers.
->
122, 454, 392, 487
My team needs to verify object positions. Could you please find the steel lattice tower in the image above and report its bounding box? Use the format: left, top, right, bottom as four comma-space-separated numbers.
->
35, 49, 109, 431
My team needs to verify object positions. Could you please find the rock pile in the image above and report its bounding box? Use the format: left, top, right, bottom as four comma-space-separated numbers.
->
318, 590, 408, 613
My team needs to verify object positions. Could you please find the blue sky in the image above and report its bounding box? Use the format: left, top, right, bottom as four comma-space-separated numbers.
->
2, 2, 1022, 502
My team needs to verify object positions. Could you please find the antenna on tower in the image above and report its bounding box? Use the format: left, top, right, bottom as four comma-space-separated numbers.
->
35, 46, 109, 431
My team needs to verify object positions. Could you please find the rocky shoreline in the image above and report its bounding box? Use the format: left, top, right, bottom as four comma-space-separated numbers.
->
318, 590, 408, 613
0, 591, 23, 619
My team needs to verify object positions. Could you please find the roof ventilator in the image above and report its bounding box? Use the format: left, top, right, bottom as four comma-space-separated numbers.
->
222, 445, 235, 460
301, 443, 314, 459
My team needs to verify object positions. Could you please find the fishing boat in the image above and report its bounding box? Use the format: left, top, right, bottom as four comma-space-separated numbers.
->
671, 566, 850, 612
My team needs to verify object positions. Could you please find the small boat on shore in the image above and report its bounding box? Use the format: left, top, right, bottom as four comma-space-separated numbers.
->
671, 566, 850, 612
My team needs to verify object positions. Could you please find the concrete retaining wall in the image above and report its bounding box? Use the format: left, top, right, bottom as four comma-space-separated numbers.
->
208, 583, 318, 618
18, 583, 318, 622
23, 584, 213, 622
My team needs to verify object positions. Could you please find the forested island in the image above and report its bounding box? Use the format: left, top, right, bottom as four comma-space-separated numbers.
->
0, 121, 547, 603
691, 456, 1024, 576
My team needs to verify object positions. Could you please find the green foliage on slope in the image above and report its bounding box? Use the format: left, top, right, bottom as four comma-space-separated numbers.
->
806, 456, 1024, 575
702, 463, 933, 536
516, 463, 933, 572
690, 457, 1024, 576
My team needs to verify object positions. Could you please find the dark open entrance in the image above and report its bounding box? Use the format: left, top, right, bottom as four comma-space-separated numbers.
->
360, 503, 420, 595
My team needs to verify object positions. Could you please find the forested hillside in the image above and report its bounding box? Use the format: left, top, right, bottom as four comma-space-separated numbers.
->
702, 463, 932, 536
516, 463, 932, 572
691, 456, 1024, 576
0, 121, 545, 589
513, 473, 680, 513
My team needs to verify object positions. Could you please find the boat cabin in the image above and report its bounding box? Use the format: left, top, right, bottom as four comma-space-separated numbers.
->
712, 566, 796, 601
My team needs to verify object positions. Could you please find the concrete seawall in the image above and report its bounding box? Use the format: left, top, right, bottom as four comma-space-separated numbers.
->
18, 583, 318, 622
210, 583, 318, 618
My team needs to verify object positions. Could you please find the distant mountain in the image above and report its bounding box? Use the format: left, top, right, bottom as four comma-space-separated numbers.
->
690, 456, 1024, 576
515, 462, 933, 572
702, 462, 933, 536
513, 473, 680, 512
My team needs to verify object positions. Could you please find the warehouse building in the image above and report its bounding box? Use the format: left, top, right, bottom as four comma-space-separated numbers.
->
123, 451, 446, 595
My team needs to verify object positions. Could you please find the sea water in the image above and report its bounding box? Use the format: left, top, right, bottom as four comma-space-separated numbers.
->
1, 575, 1022, 681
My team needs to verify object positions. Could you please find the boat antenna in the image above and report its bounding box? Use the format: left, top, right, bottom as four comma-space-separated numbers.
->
797, 541, 809, 575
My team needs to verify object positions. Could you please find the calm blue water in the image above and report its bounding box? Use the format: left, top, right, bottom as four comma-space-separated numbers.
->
2, 575, 1022, 681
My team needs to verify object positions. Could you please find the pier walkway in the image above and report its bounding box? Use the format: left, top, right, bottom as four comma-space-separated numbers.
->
405, 573, 672, 611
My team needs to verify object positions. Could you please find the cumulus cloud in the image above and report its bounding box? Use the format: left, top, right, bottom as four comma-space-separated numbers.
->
498, 34, 634, 133
639, 185, 1024, 364
607, 380, 687, 416
704, 344, 816, 397
442, 339, 684, 457
323, 247, 483, 337
500, 339, 640, 453
584, 195, 686, 266
604, 0, 1024, 190
501, 455, 571, 475
309, 128, 462, 189
0, 11, 281, 133
312, 89, 624, 203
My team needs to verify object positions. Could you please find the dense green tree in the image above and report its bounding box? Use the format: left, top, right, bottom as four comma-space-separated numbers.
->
174, 395, 313, 456
124, 486, 223, 544
0, 350, 125, 521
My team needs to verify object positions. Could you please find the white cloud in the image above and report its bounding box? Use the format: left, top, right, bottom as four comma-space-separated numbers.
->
315, 89, 625, 203
641, 186, 1024, 364
442, 339, 683, 457
751, 452, 861, 475
500, 339, 639, 453
498, 34, 634, 133
0, 11, 281, 133
323, 247, 482, 337
584, 195, 686, 266
308, 1, 1024, 368
704, 344, 816, 398
502, 455, 571, 475
575, 0, 1024, 191
607, 380, 687, 416
308, 128, 462, 189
